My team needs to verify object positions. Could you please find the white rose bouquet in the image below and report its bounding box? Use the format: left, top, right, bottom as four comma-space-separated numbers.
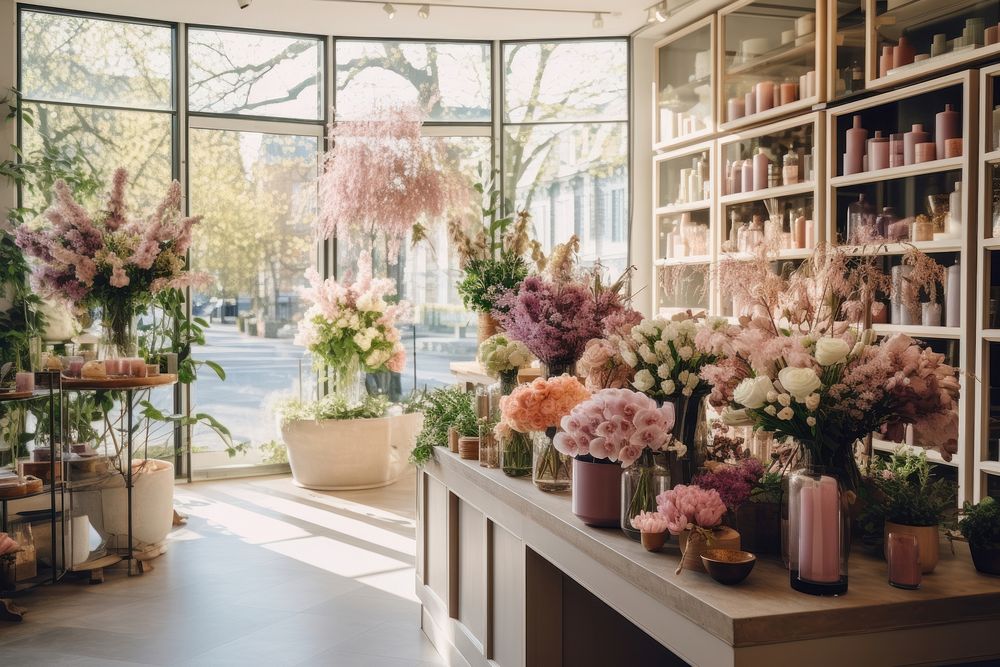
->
620, 313, 721, 401
478, 334, 534, 379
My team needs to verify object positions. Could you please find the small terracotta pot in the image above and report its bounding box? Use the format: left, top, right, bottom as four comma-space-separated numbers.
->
884, 522, 940, 574
679, 526, 741, 573
448, 427, 460, 453
571, 458, 622, 527
458, 436, 480, 460
641, 531, 667, 552
970, 543, 1000, 576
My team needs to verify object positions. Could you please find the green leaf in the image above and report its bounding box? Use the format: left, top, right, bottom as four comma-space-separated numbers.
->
203, 360, 226, 380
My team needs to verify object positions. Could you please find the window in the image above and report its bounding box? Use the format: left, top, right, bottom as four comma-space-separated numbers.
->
187, 29, 325, 472
19, 10, 175, 211
336, 40, 491, 122
503, 40, 629, 274
188, 28, 324, 120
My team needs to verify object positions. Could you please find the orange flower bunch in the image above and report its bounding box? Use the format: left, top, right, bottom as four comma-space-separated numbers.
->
499, 375, 590, 433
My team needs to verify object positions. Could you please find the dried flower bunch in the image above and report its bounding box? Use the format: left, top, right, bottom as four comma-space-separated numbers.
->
498, 375, 590, 433
15, 168, 209, 351
318, 104, 459, 261
553, 388, 681, 467
295, 254, 409, 378
478, 334, 534, 377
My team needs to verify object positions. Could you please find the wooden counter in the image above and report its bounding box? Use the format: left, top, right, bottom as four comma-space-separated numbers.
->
416, 449, 1000, 667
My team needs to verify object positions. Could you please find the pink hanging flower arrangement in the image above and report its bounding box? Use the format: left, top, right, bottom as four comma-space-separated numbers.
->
318, 104, 460, 261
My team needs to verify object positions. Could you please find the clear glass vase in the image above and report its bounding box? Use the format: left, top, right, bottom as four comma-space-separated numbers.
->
532, 428, 571, 492
621, 451, 670, 541
100, 301, 138, 360
501, 430, 532, 477
328, 354, 365, 405
479, 423, 499, 469
787, 465, 849, 596
664, 395, 708, 485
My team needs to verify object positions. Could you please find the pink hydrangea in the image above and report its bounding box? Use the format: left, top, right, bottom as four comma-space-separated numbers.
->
656, 484, 726, 535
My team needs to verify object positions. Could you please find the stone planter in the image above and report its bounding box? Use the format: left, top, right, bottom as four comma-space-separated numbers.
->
281, 413, 423, 490
100, 459, 175, 551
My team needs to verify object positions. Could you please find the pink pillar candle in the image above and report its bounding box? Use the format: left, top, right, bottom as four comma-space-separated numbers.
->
756, 81, 775, 113
887, 532, 921, 589
779, 82, 797, 106
944, 138, 963, 158
745, 90, 756, 116
797, 475, 841, 584
727, 97, 745, 121
914, 142, 936, 163
15, 371, 34, 393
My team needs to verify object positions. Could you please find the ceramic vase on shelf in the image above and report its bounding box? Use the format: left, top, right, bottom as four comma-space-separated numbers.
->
571, 457, 622, 527
532, 427, 571, 492
787, 465, 849, 596
936, 104, 960, 159
884, 522, 940, 574
678, 526, 740, 573
621, 450, 670, 541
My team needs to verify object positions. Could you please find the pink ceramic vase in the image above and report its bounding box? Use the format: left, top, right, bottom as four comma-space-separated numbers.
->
571, 458, 622, 527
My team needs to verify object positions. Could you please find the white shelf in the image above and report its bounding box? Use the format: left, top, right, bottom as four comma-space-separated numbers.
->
871, 323, 962, 339
983, 237, 1000, 250
726, 38, 816, 76
655, 200, 711, 215
719, 181, 815, 206
980, 461, 1000, 475
829, 157, 963, 187
838, 238, 962, 256
871, 437, 958, 467
984, 149, 1000, 164
724, 247, 814, 261
654, 255, 713, 266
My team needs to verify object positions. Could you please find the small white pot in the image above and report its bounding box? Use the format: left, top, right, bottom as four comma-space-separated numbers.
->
281, 412, 423, 491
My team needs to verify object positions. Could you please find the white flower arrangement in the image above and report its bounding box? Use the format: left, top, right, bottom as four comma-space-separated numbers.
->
621, 315, 718, 400
478, 334, 534, 378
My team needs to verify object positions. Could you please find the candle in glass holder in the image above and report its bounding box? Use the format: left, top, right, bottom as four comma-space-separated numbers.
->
128, 358, 148, 378
67, 357, 85, 378
15, 371, 34, 393
146, 364, 160, 378
887, 532, 921, 589
105, 358, 124, 376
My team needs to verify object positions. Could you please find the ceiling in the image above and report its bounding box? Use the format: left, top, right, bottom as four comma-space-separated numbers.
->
27, 0, 654, 40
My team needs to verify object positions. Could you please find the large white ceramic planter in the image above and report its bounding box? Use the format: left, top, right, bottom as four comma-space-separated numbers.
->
282, 412, 423, 491
101, 459, 175, 550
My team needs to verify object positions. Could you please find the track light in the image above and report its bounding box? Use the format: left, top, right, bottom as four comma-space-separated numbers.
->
646, 6, 656, 23
592, 12, 603, 28
383, 2, 395, 18
237, 0, 251, 8
655, 1, 667, 21
418, 3, 430, 18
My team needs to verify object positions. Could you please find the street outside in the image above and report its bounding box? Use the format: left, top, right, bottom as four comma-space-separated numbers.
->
188, 323, 475, 466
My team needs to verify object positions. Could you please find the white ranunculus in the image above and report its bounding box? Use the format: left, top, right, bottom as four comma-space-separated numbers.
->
815, 337, 851, 366
639, 344, 657, 364
632, 369, 655, 392
777, 406, 795, 420
656, 363, 672, 380
777, 366, 822, 402
732, 376, 773, 409
660, 379, 676, 395
721, 408, 753, 426
619, 340, 638, 367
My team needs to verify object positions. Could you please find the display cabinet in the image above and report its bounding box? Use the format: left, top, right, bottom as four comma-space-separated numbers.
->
867, 0, 1000, 91
718, 0, 826, 132
654, 15, 715, 149
827, 71, 976, 500
829, 0, 867, 100
653, 140, 714, 316
975, 63, 1000, 501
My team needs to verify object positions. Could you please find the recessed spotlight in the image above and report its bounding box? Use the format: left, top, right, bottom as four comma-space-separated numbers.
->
593, 12, 604, 28
383, 2, 395, 18
655, 1, 667, 21
237, 0, 251, 8
418, 3, 430, 18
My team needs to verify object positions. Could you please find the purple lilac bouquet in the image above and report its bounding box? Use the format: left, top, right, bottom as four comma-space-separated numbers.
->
494, 274, 633, 369
692, 458, 765, 511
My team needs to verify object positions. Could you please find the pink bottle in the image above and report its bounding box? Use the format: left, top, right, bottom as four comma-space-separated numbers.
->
844, 115, 867, 175
935, 104, 960, 161
730, 160, 743, 194
903, 123, 930, 166
880, 46, 894, 77
728, 97, 745, 121
753, 149, 769, 191
893, 36, 915, 68
869, 131, 890, 171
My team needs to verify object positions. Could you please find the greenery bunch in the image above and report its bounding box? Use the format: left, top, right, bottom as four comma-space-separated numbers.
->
278, 393, 390, 424
867, 449, 957, 528
410, 387, 477, 465
960, 497, 1000, 549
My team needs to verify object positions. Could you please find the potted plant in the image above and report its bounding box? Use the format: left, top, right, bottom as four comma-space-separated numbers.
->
410, 387, 476, 465
279, 394, 422, 490
657, 484, 739, 574
867, 449, 956, 573
960, 497, 1000, 575
454, 403, 482, 461
555, 388, 681, 533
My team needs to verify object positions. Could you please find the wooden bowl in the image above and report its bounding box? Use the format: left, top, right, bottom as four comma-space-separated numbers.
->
701, 549, 756, 585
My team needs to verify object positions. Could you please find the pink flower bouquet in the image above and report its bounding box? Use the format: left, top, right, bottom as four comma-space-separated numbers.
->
498, 375, 590, 434
553, 388, 678, 468
577, 337, 634, 390
656, 484, 727, 535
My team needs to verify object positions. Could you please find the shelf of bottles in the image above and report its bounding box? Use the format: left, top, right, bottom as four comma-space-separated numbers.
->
718, 113, 822, 257
830, 0, 867, 100
867, 0, 1000, 91
718, 0, 824, 131
827, 71, 975, 500
655, 15, 715, 149
654, 140, 713, 260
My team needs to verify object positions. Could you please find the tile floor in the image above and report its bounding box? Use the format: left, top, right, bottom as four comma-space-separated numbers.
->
0, 470, 444, 666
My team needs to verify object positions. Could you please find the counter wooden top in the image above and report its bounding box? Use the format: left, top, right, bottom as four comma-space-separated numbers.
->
427, 448, 1000, 648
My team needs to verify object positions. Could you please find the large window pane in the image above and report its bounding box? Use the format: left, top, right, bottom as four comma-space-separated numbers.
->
188, 29, 324, 120
20, 10, 173, 110
21, 102, 173, 211
503, 41, 627, 124
188, 128, 319, 468
504, 122, 628, 274
336, 40, 491, 122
